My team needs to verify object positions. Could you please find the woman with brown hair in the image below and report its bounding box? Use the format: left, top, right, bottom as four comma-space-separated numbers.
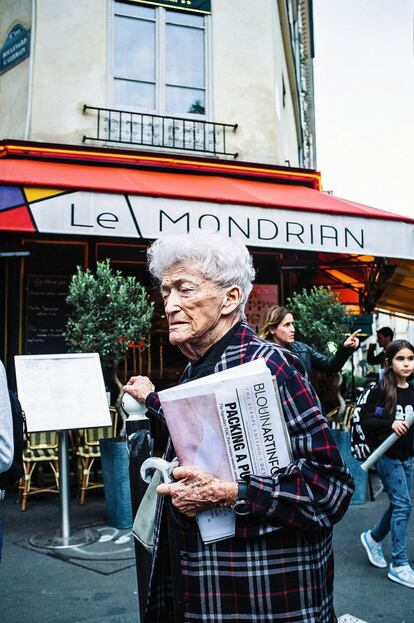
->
259, 305, 360, 385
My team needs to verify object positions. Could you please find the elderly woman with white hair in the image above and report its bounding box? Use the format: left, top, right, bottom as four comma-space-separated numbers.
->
124, 232, 354, 623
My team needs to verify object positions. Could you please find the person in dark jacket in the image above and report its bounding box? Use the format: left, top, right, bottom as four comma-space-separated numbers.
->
259, 305, 360, 385
367, 326, 394, 368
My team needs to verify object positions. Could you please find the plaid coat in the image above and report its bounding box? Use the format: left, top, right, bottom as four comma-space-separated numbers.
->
144, 322, 354, 623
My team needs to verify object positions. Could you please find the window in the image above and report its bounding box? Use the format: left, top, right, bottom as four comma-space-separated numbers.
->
113, 2, 207, 115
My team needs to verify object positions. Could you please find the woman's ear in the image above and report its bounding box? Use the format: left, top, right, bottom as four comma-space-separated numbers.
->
222, 285, 242, 315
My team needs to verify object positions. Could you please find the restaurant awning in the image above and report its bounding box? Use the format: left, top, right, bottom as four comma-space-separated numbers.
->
0, 140, 413, 315
375, 260, 414, 318
0, 147, 410, 222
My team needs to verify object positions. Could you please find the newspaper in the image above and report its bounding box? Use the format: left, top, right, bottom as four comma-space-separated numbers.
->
158, 358, 292, 544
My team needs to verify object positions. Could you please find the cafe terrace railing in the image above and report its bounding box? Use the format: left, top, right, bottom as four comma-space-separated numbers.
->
82, 105, 238, 157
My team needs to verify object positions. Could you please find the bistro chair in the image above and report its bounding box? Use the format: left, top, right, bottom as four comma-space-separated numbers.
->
19, 430, 60, 512
76, 407, 117, 505
326, 403, 355, 430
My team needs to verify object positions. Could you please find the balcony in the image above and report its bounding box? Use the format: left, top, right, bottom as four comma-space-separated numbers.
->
82, 105, 238, 157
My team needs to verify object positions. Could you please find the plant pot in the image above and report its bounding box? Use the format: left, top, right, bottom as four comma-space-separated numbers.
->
331, 429, 368, 505
99, 437, 132, 529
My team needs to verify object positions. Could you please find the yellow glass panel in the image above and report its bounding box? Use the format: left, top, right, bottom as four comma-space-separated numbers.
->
24, 187, 67, 203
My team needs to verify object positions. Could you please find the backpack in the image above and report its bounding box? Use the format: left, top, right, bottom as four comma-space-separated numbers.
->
0, 389, 26, 489
350, 385, 375, 462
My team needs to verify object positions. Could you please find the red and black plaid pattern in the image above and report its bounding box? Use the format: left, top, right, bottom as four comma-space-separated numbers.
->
177, 525, 336, 622
144, 322, 353, 622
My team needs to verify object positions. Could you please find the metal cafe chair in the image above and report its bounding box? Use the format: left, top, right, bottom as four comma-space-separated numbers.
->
76, 407, 118, 505
19, 430, 60, 512
326, 403, 355, 431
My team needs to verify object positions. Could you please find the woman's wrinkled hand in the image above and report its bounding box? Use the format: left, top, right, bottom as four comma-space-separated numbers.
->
122, 375, 155, 404
156, 465, 238, 517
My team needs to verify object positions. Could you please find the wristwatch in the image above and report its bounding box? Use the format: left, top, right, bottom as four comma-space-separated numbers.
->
232, 479, 249, 516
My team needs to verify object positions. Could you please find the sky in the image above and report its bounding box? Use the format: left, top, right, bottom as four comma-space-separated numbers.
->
312, 0, 414, 219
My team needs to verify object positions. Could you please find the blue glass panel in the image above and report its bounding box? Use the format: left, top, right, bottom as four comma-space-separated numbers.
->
166, 10, 204, 27
114, 2, 155, 19
166, 24, 204, 88
114, 15, 155, 82
166, 86, 205, 114
0, 186, 25, 211
114, 79, 155, 109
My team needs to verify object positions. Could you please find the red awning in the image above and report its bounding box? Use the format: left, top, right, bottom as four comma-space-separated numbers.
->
0, 156, 411, 223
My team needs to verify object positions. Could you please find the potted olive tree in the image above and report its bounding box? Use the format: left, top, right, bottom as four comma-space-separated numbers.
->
287, 285, 350, 355
288, 285, 352, 418
287, 286, 367, 504
65, 259, 153, 527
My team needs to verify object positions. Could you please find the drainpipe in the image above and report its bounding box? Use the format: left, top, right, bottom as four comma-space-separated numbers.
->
24, 0, 36, 140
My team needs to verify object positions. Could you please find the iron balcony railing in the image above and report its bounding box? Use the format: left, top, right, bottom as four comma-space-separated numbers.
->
83, 105, 238, 157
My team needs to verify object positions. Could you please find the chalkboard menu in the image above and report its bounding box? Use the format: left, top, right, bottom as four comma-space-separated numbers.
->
25, 275, 70, 355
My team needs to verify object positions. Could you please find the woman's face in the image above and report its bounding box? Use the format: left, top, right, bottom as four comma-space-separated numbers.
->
269, 313, 295, 347
160, 261, 239, 360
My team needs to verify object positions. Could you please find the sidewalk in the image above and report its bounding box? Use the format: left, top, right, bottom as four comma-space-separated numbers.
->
334, 489, 414, 623
0, 489, 139, 623
1, 484, 413, 623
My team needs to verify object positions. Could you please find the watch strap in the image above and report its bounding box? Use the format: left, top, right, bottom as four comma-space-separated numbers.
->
232, 479, 249, 516
237, 479, 249, 501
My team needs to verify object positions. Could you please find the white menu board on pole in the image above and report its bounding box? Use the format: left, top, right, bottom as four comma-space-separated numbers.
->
15, 353, 112, 432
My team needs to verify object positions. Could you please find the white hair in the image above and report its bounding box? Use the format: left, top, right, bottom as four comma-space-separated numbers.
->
147, 233, 255, 311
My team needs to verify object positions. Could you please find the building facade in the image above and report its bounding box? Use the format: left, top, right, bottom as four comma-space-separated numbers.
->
0, 0, 320, 383
0, 0, 315, 167
1, 0, 413, 391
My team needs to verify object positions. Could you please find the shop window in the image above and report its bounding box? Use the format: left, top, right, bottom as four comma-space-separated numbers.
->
113, 2, 207, 115
246, 252, 281, 334
96, 242, 149, 284
21, 240, 88, 356
95, 241, 187, 396
252, 251, 281, 284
